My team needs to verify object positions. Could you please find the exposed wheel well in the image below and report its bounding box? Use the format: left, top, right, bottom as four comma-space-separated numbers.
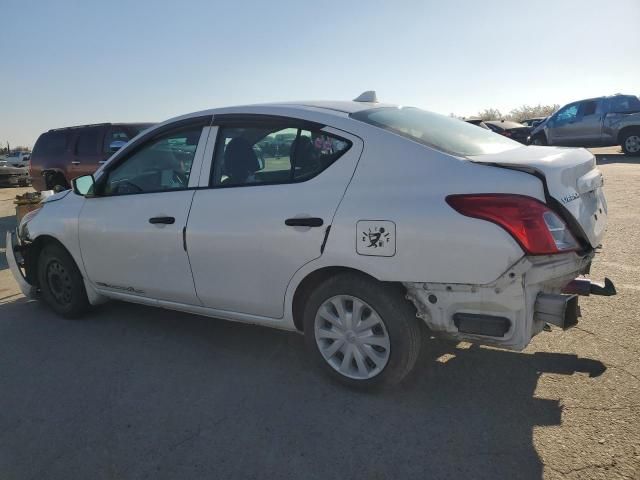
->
25, 235, 73, 286
291, 266, 380, 332
618, 126, 640, 144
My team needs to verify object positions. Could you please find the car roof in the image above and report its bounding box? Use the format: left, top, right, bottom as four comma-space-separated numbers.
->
165, 100, 398, 123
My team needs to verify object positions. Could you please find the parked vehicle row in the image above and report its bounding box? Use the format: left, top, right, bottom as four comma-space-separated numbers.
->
528, 94, 640, 155
7, 93, 615, 388
0, 151, 31, 187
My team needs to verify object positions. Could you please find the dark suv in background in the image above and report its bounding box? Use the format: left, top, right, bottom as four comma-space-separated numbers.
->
29, 122, 154, 191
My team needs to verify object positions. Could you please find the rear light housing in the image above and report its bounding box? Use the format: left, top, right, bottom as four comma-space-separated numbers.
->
446, 194, 578, 255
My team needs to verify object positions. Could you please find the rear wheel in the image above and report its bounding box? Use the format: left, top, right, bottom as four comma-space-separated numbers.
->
37, 243, 90, 318
621, 129, 640, 156
303, 273, 422, 389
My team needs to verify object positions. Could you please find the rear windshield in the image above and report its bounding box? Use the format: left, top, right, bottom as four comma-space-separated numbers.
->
351, 107, 520, 156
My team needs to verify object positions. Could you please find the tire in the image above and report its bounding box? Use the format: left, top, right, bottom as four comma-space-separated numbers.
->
44, 172, 68, 192
621, 129, 640, 156
37, 242, 90, 319
531, 134, 547, 146
303, 273, 422, 389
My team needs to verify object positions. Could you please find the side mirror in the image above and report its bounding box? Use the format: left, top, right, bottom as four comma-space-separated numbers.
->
109, 140, 128, 152
72, 175, 95, 196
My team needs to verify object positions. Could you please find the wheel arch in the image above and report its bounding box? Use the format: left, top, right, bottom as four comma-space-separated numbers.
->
291, 266, 381, 332
25, 234, 73, 286
617, 125, 640, 144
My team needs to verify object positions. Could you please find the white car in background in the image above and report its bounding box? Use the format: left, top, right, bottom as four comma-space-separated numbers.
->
6, 92, 615, 388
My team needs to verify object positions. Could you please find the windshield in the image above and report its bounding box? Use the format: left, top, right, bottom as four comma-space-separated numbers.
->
351, 107, 521, 156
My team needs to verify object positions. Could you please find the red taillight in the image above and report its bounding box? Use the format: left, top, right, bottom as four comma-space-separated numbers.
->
445, 194, 578, 255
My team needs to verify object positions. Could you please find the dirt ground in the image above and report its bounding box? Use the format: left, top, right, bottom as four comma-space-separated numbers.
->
0, 149, 638, 479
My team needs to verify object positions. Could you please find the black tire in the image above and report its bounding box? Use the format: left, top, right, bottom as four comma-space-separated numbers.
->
303, 273, 422, 389
44, 172, 68, 191
531, 133, 547, 146
37, 242, 90, 319
620, 129, 640, 156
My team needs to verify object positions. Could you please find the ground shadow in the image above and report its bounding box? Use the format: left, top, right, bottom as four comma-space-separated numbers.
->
0, 299, 606, 479
0, 214, 17, 270
594, 153, 640, 165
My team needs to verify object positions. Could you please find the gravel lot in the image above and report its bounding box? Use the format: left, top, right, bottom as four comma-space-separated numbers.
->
0, 150, 638, 479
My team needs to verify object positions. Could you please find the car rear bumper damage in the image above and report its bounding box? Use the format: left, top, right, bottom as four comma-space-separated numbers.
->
404, 251, 616, 350
5, 230, 36, 298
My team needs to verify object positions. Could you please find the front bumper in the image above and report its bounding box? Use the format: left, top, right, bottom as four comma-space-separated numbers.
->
5, 230, 36, 298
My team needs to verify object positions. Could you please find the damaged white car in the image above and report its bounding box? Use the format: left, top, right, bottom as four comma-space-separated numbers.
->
6, 92, 615, 388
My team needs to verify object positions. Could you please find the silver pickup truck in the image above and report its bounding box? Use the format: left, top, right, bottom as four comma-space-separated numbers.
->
529, 94, 640, 155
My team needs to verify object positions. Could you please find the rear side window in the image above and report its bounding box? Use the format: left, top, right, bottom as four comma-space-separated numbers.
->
33, 131, 68, 156
351, 107, 519, 157
609, 96, 640, 113
211, 124, 351, 187
75, 128, 101, 155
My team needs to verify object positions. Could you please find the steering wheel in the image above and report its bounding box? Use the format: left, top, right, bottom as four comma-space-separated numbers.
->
114, 180, 143, 194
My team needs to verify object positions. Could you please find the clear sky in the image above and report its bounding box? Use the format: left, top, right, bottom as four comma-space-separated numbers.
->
1, 0, 638, 147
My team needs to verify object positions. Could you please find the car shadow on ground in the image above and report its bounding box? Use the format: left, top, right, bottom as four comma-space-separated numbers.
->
0, 298, 606, 479
594, 153, 640, 165
0, 214, 17, 270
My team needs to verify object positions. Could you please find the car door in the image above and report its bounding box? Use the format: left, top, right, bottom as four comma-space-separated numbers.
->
571, 100, 603, 146
78, 118, 211, 304
547, 102, 581, 145
186, 117, 363, 318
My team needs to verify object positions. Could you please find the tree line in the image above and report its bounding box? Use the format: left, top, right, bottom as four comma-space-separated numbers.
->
456, 104, 560, 123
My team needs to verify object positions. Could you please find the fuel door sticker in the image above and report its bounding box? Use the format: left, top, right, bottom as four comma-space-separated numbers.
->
357, 220, 396, 257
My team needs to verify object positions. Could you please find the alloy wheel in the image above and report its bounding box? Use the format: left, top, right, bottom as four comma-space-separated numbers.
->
625, 135, 640, 153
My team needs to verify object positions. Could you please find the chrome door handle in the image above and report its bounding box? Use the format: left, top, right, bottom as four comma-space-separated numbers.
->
98, 160, 106, 164
71, 161, 80, 165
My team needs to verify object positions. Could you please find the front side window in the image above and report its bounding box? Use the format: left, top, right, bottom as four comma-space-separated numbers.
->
351, 107, 519, 157
555, 104, 579, 123
579, 101, 598, 117
103, 126, 203, 195
211, 123, 351, 187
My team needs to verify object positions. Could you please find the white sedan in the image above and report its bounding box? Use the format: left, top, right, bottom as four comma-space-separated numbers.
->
6, 92, 615, 388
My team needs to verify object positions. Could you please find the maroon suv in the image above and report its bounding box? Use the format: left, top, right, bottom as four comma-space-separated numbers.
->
29, 122, 154, 191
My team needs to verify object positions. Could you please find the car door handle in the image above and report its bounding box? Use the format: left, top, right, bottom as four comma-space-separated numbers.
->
149, 216, 175, 225
71, 161, 81, 165
285, 217, 324, 227
98, 160, 106, 164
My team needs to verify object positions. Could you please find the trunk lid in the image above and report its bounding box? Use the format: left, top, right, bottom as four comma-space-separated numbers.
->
468, 146, 607, 249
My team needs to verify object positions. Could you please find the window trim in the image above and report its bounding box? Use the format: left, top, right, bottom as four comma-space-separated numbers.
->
93, 116, 212, 197
207, 115, 352, 189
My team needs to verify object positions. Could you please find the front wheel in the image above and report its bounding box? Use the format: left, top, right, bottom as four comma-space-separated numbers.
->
303, 273, 422, 389
621, 129, 640, 156
37, 243, 90, 318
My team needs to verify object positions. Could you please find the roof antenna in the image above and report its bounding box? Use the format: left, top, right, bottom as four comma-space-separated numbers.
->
353, 90, 378, 103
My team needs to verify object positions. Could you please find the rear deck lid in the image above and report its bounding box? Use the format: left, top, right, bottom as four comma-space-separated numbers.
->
468, 146, 607, 248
